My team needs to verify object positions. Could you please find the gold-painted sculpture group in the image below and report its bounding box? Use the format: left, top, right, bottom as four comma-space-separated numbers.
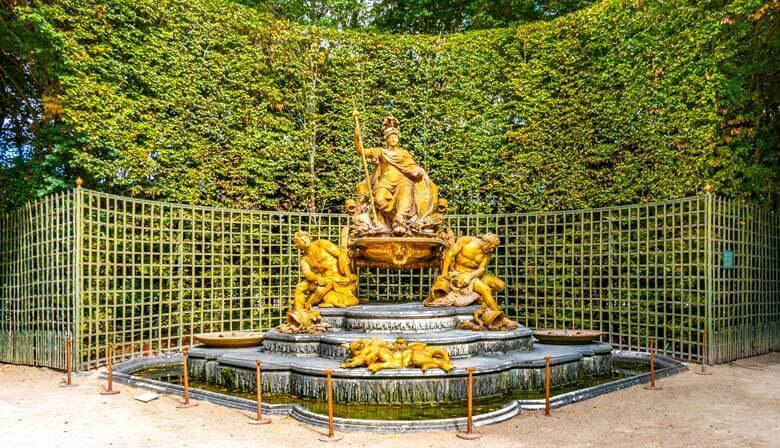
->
278, 114, 519, 372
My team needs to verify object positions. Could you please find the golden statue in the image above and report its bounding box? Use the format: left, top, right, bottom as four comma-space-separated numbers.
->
340, 338, 454, 373
350, 112, 444, 237
347, 110, 449, 269
424, 233, 518, 331
277, 231, 361, 334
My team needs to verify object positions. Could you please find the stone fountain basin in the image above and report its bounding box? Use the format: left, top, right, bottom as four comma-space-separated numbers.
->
109, 349, 686, 433
185, 342, 613, 404
183, 302, 613, 404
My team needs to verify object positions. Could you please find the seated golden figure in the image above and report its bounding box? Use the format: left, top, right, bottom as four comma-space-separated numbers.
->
347, 111, 449, 269
277, 231, 360, 334
350, 113, 444, 237
424, 233, 518, 331
340, 338, 453, 373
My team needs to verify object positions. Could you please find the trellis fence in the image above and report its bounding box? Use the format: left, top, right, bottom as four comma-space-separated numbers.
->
1, 188, 777, 370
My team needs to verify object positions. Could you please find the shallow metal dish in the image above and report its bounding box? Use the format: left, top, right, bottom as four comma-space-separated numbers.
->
193, 331, 264, 348
533, 329, 602, 344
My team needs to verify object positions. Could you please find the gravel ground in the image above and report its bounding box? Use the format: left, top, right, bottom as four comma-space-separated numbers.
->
1, 352, 778, 448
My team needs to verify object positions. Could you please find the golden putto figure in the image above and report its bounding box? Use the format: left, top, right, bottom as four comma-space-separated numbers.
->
350, 113, 445, 237
424, 233, 518, 331
277, 231, 360, 334
340, 337, 454, 373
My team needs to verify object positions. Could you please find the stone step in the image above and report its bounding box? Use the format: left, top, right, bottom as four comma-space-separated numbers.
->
318, 302, 480, 333
262, 327, 534, 359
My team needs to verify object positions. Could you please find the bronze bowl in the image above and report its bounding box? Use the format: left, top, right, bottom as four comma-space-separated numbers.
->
349, 236, 446, 269
532, 329, 602, 345
193, 331, 264, 348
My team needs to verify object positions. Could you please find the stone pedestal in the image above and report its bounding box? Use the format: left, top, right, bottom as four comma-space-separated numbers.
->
187, 303, 612, 404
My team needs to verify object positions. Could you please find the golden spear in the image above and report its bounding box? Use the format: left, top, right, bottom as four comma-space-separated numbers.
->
352, 104, 378, 226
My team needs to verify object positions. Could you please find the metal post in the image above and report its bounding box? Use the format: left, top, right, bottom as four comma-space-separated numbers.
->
457, 367, 482, 440
100, 344, 119, 395
695, 329, 712, 376
318, 370, 342, 442
544, 355, 551, 416
704, 185, 715, 365
248, 360, 271, 424
467, 368, 474, 432
72, 181, 83, 373
59, 337, 77, 388
644, 337, 662, 390
176, 347, 198, 408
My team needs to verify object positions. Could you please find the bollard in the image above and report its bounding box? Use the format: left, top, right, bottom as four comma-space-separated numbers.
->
100, 344, 120, 395
176, 347, 198, 408
644, 337, 663, 390
59, 337, 78, 388
457, 367, 482, 440
248, 360, 271, 425
544, 355, 551, 416
318, 370, 343, 442
695, 330, 712, 376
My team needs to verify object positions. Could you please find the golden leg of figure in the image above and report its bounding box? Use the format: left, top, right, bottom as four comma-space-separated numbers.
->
484, 274, 505, 292
307, 282, 332, 308
391, 184, 415, 233
293, 281, 314, 310
473, 280, 500, 311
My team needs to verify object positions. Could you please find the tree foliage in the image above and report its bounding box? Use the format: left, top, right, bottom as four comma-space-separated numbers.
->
233, 0, 597, 32
371, 0, 598, 32
0, 0, 778, 213
1, 1, 74, 209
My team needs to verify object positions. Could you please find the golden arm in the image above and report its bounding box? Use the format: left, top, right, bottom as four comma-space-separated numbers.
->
300, 259, 323, 284
324, 242, 355, 279
467, 251, 492, 282
441, 238, 465, 277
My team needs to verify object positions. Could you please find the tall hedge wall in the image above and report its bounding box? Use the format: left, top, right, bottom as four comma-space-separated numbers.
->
3, 0, 778, 213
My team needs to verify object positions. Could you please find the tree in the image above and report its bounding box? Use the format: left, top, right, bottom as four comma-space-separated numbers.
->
234, 0, 598, 32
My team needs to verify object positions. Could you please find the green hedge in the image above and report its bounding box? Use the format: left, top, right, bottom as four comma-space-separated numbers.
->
2, 0, 777, 213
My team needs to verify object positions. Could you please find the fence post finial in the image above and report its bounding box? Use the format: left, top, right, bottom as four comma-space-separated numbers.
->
704, 183, 713, 194
75, 177, 84, 188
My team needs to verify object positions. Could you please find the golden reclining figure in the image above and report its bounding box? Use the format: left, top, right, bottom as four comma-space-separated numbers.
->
340, 337, 454, 373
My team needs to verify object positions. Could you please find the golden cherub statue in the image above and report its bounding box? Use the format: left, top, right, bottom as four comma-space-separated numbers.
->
350, 112, 444, 237
340, 337, 454, 373
424, 233, 518, 331
277, 231, 361, 334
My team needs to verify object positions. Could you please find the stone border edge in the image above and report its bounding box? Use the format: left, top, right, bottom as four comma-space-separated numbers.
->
107, 350, 686, 433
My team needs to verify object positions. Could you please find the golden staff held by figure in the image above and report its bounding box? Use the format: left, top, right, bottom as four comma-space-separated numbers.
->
352, 104, 378, 227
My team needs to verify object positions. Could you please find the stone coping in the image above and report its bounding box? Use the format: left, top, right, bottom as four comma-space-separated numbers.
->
317, 302, 480, 319
561, 342, 614, 356
264, 326, 533, 344
261, 326, 534, 359
109, 350, 686, 433
189, 342, 593, 378
318, 303, 483, 333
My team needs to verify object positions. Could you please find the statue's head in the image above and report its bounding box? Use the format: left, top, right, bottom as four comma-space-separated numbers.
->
293, 231, 312, 250
344, 199, 359, 215
480, 233, 500, 253
437, 198, 448, 214
385, 131, 400, 147
382, 115, 401, 148
343, 340, 365, 354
